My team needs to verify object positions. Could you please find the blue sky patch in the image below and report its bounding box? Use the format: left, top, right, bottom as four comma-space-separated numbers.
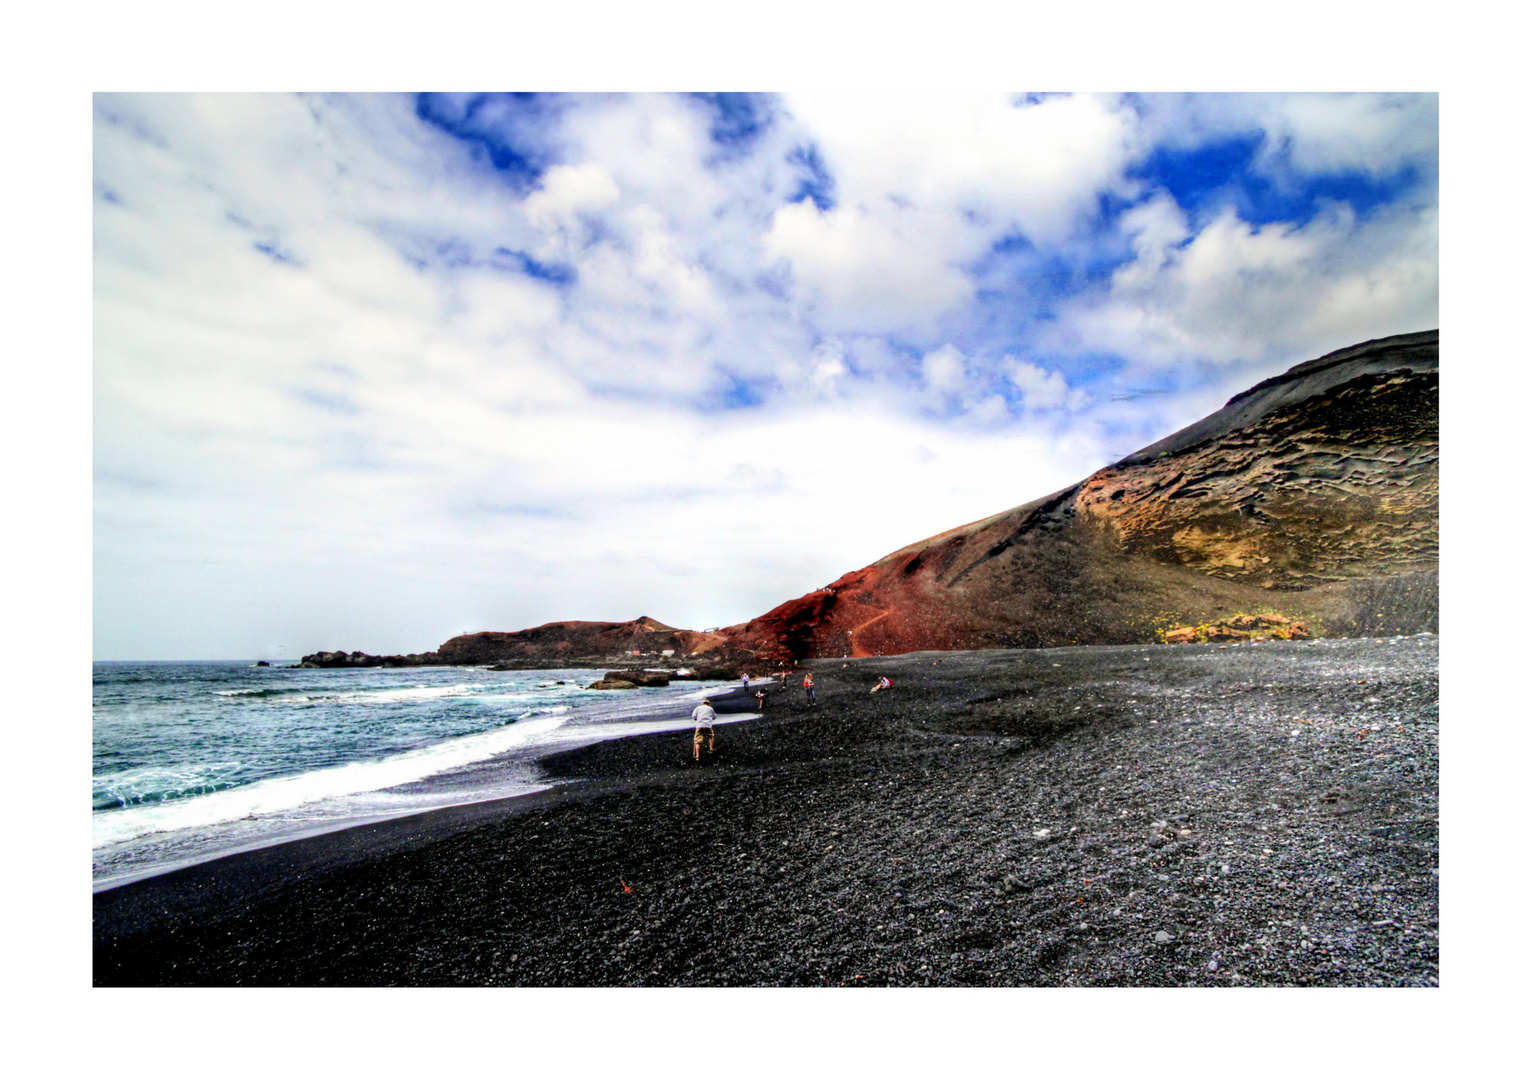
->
717, 372, 766, 410
787, 144, 835, 211
493, 247, 577, 286
1134, 135, 1423, 227
690, 93, 774, 155
415, 92, 563, 191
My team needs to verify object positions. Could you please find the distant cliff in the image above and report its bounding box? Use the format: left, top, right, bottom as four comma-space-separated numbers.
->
432, 617, 732, 666
722, 330, 1438, 661
300, 616, 740, 670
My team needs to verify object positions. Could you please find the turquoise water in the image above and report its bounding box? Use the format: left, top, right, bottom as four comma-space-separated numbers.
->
93, 661, 740, 886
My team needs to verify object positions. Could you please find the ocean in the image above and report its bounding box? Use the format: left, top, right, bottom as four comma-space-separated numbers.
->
92, 661, 745, 888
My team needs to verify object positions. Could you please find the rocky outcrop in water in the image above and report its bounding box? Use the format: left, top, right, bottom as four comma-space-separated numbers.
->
299, 650, 441, 668
587, 670, 673, 689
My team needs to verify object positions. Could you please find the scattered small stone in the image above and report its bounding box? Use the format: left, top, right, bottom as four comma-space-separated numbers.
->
1154, 931, 1172, 944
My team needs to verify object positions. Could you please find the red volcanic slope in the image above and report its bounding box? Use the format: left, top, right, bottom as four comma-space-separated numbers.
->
722, 330, 1439, 662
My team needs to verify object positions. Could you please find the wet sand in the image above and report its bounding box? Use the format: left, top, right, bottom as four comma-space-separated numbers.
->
94, 636, 1437, 986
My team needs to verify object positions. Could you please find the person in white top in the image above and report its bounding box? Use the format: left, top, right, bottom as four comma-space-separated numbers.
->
692, 698, 717, 761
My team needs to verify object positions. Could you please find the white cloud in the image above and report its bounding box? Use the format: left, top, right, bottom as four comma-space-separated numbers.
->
1054, 201, 1437, 368
1264, 93, 1438, 177
1006, 360, 1072, 410
764, 92, 1141, 336
764, 198, 975, 335
920, 344, 969, 395
522, 162, 621, 237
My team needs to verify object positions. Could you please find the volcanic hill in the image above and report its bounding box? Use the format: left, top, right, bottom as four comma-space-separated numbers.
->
725, 329, 1438, 662
303, 329, 1437, 670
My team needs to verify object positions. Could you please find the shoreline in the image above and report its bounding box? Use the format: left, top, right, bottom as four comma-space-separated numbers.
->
93, 683, 768, 942
95, 638, 1438, 987
91, 705, 765, 896
92, 672, 760, 893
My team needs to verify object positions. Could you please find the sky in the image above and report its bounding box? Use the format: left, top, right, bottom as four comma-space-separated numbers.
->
93, 92, 1438, 660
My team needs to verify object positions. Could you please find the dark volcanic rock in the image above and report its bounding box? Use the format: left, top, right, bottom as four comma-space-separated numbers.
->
725, 330, 1438, 661
299, 650, 441, 668
588, 670, 672, 689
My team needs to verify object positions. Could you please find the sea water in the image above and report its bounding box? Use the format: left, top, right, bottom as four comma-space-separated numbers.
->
93, 661, 742, 888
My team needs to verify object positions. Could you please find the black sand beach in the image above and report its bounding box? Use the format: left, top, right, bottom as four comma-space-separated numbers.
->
94, 636, 1437, 987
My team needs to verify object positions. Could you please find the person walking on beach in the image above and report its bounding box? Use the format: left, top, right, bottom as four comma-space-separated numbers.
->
692, 698, 717, 762
803, 671, 816, 706
870, 676, 892, 695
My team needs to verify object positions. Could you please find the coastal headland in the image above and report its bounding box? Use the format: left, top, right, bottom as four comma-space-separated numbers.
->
95, 634, 1437, 987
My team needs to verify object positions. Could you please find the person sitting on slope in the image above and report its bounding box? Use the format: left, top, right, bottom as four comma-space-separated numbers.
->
870, 676, 892, 694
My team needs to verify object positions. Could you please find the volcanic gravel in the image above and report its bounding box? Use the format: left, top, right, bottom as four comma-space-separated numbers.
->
94, 635, 1438, 987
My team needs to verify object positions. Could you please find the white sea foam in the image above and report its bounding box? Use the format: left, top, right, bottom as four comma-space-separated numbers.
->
211, 682, 527, 705
92, 714, 570, 849
93, 761, 247, 810
323, 683, 483, 704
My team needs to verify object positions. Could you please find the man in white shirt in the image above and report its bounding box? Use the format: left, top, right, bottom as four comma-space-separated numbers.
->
692, 698, 717, 761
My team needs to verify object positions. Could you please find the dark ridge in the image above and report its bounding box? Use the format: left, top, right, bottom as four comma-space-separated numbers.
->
1116, 329, 1437, 468
1229, 329, 1439, 406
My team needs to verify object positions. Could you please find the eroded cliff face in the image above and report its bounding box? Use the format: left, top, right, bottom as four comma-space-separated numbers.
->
724, 330, 1439, 662
1075, 366, 1437, 588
